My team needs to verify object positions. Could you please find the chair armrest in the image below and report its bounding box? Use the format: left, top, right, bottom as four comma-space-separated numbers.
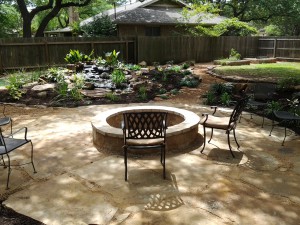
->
210, 106, 217, 115
201, 113, 209, 123
7, 127, 28, 140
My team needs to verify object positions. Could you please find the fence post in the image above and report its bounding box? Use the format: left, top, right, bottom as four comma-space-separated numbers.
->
44, 39, 50, 67
0, 39, 3, 72
273, 38, 277, 58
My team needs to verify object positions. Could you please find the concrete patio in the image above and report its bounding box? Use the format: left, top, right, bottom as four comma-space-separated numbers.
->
0, 102, 299, 225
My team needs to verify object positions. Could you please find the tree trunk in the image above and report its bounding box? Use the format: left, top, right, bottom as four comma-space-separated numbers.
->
35, 7, 61, 37
22, 15, 32, 38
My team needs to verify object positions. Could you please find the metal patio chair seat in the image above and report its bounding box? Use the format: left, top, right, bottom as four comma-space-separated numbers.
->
0, 126, 36, 189
200, 96, 249, 158
122, 112, 168, 181
269, 107, 300, 146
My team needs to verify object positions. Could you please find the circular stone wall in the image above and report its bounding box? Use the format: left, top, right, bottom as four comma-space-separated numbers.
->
91, 106, 200, 155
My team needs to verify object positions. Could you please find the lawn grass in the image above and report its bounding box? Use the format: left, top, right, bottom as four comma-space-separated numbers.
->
0, 78, 8, 87
214, 62, 300, 79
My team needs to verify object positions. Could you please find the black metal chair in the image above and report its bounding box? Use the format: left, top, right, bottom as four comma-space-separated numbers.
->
269, 104, 300, 146
240, 83, 276, 127
200, 97, 249, 158
0, 126, 36, 189
122, 112, 168, 181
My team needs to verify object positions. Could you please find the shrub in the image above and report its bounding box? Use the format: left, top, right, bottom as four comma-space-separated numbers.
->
6, 73, 24, 100
205, 91, 216, 105
180, 76, 199, 88
220, 92, 231, 106
210, 83, 233, 95
229, 48, 241, 60
82, 15, 117, 37
278, 76, 300, 90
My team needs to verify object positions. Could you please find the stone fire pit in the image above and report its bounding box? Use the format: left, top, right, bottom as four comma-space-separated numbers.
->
91, 106, 200, 154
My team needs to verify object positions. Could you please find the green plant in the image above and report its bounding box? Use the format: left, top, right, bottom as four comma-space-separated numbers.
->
126, 64, 141, 71
229, 48, 241, 60
210, 83, 233, 95
105, 50, 120, 67
81, 50, 94, 62
82, 15, 117, 37
6, 73, 24, 100
266, 101, 282, 115
180, 76, 199, 88
170, 89, 179, 95
64, 49, 83, 64
205, 91, 216, 105
220, 92, 231, 106
278, 76, 300, 90
158, 88, 167, 94
182, 63, 190, 69
105, 92, 120, 102
111, 69, 126, 88
46, 67, 63, 82
138, 86, 148, 101
168, 65, 181, 73
182, 70, 192, 76
160, 94, 169, 99
30, 70, 42, 82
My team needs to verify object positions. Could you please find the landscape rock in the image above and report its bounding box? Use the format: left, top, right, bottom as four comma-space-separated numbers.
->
31, 83, 56, 92
81, 88, 111, 98
138, 61, 147, 67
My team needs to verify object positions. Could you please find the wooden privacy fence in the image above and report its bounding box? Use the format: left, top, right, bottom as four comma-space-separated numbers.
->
0, 36, 261, 71
137, 36, 259, 63
0, 37, 135, 71
258, 37, 300, 60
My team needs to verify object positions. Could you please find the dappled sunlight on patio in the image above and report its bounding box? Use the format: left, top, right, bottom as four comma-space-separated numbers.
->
1, 103, 299, 224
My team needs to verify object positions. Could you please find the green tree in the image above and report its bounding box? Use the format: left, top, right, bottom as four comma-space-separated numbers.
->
81, 15, 117, 37
180, 3, 257, 36
16, 0, 92, 37
0, 3, 21, 37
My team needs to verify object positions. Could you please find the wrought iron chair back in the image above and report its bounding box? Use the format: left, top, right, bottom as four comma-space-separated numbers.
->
122, 112, 168, 181
230, 96, 249, 128
123, 112, 167, 141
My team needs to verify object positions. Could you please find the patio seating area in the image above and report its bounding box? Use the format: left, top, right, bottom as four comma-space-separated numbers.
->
0, 102, 299, 225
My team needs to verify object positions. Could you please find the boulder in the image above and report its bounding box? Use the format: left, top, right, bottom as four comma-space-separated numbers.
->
138, 61, 147, 67
31, 83, 56, 92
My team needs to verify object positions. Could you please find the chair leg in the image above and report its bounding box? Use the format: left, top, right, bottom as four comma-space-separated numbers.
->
201, 126, 206, 153
269, 119, 275, 136
124, 147, 128, 181
227, 131, 235, 158
162, 146, 166, 179
30, 141, 37, 173
1, 155, 6, 168
208, 128, 214, 143
233, 129, 240, 149
282, 126, 287, 146
6, 154, 11, 190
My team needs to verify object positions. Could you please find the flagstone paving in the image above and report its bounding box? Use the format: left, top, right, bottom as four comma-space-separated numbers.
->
0, 102, 299, 225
